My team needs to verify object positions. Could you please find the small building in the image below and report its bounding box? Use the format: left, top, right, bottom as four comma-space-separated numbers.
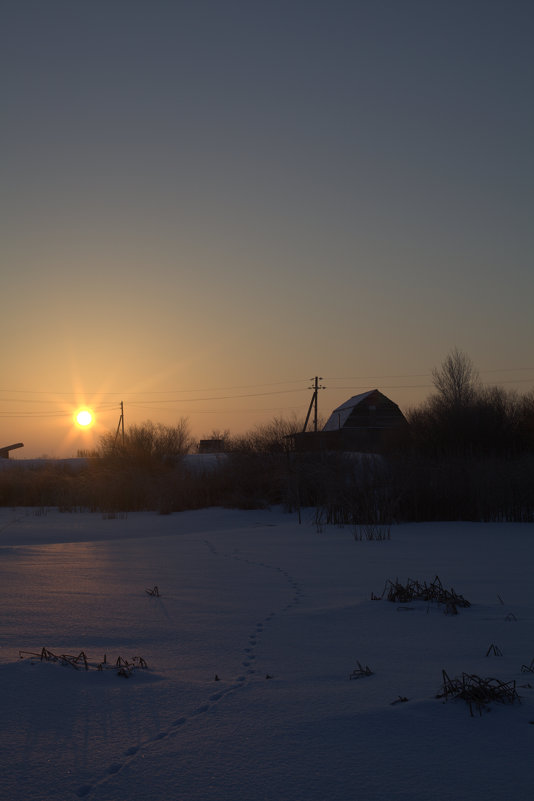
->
198, 438, 226, 454
291, 390, 408, 453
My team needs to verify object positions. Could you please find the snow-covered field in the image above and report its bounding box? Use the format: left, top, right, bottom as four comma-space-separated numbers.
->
0, 507, 532, 801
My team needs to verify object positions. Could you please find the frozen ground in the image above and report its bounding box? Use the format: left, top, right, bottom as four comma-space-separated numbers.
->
0, 507, 532, 801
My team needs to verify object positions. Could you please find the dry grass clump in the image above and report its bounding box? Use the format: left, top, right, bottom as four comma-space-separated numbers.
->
438, 670, 520, 716
19, 647, 148, 677
374, 575, 470, 612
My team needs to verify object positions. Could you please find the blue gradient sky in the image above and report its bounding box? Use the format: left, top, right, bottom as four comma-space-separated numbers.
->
2, 0, 533, 457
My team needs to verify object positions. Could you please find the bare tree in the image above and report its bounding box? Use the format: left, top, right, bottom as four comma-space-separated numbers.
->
230, 414, 307, 453
432, 348, 479, 408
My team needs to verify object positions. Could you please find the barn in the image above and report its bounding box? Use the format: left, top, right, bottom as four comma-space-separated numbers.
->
291, 390, 408, 453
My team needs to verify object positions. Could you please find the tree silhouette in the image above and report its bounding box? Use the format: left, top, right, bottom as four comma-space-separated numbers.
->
432, 347, 479, 408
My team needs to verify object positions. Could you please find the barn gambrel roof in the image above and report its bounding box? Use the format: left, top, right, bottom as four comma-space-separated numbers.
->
322, 390, 377, 431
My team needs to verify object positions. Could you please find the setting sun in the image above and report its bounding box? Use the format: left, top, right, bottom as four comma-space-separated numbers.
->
75, 409, 94, 428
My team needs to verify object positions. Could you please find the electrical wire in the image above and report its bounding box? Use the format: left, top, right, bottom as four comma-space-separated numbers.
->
0, 369, 532, 420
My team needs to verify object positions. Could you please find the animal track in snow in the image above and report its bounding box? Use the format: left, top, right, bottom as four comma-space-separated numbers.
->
82, 539, 304, 798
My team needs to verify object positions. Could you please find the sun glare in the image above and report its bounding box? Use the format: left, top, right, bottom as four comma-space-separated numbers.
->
75, 409, 94, 428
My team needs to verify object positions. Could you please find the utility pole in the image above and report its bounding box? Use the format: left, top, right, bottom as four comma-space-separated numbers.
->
302, 376, 324, 433
115, 401, 125, 447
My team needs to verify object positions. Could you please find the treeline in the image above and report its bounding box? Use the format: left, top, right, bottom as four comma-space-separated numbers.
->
1, 438, 532, 523
392, 349, 534, 521
407, 349, 534, 459
0, 350, 533, 522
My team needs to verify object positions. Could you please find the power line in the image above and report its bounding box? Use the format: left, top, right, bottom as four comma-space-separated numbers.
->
329, 378, 534, 392
1, 368, 532, 400
0, 389, 310, 419
330, 384, 434, 391
125, 388, 309, 406
129, 404, 308, 415
325, 367, 534, 381
1, 371, 532, 421
0, 379, 310, 396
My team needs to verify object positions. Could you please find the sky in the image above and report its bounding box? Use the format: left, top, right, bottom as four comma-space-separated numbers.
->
1, 0, 533, 457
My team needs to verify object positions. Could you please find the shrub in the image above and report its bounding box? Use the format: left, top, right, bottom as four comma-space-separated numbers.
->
96, 419, 194, 469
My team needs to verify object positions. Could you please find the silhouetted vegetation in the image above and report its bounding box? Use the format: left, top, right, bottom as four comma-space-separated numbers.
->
405, 349, 534, 458
94, 419, 195, 467
1, 351, 533, 521
387, 349, 534, 521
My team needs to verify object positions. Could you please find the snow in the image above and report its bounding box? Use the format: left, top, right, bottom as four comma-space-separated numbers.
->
0, 507, 533, 801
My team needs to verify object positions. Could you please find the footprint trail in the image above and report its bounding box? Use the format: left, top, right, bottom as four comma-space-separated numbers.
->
76, 535, 303, 798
